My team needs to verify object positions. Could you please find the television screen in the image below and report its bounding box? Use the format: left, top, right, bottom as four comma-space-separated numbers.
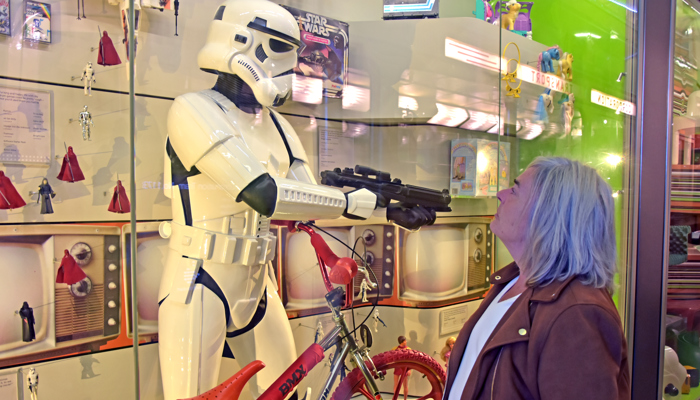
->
399, 218, 492, 304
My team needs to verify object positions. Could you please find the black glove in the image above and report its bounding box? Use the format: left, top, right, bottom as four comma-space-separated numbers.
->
386, 203, 436, 231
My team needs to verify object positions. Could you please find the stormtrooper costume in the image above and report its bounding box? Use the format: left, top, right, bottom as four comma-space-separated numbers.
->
158, 1, 435, 399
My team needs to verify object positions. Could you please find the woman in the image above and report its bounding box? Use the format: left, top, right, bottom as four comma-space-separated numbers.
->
440, 336, 456, 367
393, 336, 412, 400
443, 157, 629, 400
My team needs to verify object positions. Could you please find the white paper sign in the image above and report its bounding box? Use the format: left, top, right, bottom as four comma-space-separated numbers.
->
318, 126, 355, 174
591, 89, 636, 116
0, 373, 18, 400
0, 86, 51, 164
440, 304, 469, 335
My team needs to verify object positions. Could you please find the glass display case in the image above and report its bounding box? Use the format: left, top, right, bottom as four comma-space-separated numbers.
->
0, 0, 678, 398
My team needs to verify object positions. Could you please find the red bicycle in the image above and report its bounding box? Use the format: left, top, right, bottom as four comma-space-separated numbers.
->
186, 221, 446, 400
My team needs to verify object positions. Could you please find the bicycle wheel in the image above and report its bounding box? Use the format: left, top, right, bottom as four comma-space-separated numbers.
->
330, 349, 446, 400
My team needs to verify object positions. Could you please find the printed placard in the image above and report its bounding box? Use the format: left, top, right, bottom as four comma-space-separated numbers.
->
0, 86, 52, 164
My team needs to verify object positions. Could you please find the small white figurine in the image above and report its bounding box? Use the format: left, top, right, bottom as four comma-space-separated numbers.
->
79, 106, 93, 141
314, 321, 324, 344
360, 278, 372, 302
80, 62, 96, 96
373, 309, 387, 333
27, 368, 38, 400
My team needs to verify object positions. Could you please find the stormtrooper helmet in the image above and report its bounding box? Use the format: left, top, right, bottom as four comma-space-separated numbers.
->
27, 368, 38, 388
198, 0, 302, 107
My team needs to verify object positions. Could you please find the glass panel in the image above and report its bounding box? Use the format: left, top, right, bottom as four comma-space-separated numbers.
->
0, 0, 138, 397
664, 1, 700, 398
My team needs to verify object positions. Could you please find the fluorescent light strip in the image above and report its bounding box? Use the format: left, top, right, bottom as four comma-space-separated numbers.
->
384, 0, 436, 13
606, 0, 637, 13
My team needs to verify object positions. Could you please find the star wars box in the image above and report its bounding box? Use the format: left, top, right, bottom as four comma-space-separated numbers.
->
282, 6, 349, 99
450, 139, 478, 197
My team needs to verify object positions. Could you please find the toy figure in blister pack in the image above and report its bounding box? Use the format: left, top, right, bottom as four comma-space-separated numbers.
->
20, 302, 36, 342
81, 62, 96, 96
373, 309, 386, 333
314, 321, 324, 344
57, 146, 86, 183
37, 178, 55, 214
79, 106, 93, 140
56, 249, 87, 285
535, 88, 554, 124
157, 2, 434, 399
27, 368, 38, 400
360, 278, 372, 302
0, 171, 26, 210
107, 180, 130, 213
300, 48, 343, 84
560, 52, 574, 81
0, 4, 9, 36
76, 0, 86, 19
98, 31, 121, 66
538, 46, 560, 74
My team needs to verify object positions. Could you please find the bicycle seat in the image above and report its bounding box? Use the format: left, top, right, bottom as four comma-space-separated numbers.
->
180, 360, 265, 400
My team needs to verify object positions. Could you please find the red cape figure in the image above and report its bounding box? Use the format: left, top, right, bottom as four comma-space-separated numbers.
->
108, 180, 131, 213
56, 249, 87, 285
0, 171, 26, 210
57, 146, 85, 182
98, 31, 121, 66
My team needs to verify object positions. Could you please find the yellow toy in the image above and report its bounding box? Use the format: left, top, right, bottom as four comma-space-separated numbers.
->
561, 52, 574, 81
502, 42, 522, 98
501, 2, 521, 31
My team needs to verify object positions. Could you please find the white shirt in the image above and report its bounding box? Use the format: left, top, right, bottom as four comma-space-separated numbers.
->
447, 277, 520, 400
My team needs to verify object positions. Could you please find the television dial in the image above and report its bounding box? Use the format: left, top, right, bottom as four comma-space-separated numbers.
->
474, 228, 483, 243
473, 248, 482, 263
70, 242, 93, 266
362, 229, 376, 246
363, 251, 375, 266
69, 276, 93, 298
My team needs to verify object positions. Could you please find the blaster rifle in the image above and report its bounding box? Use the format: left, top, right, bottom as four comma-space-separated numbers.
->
320, 165, 452, 212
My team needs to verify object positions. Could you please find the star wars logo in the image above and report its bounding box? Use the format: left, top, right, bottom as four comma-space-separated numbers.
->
278, 364, 308, 396
300, 13, 331, 37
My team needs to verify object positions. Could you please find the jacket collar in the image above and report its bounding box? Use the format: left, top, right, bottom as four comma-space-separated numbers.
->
490, 262, 578, 303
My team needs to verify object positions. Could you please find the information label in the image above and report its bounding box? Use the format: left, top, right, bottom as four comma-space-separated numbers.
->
318, 126, 355, 175
0, 86, 51, 164
591, 89, 636, 116
0, 372, 18, 400
440, 304, 469, 335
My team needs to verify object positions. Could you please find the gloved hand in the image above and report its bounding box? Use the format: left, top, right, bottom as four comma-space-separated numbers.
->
386, 203, 436, 231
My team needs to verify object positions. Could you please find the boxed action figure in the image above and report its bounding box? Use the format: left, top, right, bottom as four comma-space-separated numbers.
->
475, 139, 510, 197
282, 5, 349, 99
450, 139, 478, 197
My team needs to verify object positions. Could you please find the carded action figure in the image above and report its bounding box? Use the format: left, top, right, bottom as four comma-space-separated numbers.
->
81, 62, 96, 96
98, 31, 121, 66
56, 249, 87, 285
37, 178, 56, 214
57, 146, 86, 182
79, 106, 94, 141
19, 302, 36, 342
157, 1, 435, 399
0, 171, 26, 210
108, 180, 130, 213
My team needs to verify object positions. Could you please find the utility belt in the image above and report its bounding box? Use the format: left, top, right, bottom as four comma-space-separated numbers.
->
160, 221, 276, 266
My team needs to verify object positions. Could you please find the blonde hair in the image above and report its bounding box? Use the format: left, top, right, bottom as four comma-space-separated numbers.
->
520, 157, 617, 292
439, 337, 456, 362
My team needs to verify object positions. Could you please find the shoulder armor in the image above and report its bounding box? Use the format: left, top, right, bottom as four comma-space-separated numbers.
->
268, 109, 309, 163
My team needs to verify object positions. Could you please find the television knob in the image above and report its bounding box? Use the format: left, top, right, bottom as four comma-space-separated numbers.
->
108, 244, 117, 253
107, 318, 117, 326
108, 301, 116, 308
362, 229, 376, 246
474, 228, 483, 243
108, 263, 117, 272
474, 248, 483, 263
108, 282, 117, 290
363, 251, 375, 265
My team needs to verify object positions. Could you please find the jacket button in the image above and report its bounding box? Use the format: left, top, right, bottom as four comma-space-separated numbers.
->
518, 328, 527, 336
494, 276, 501, 280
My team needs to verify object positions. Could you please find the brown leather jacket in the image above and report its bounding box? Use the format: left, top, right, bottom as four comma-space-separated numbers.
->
443, 263, 630, 400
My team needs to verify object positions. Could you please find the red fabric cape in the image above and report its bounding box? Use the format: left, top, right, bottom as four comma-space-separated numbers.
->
108, 180, 131, 213
0, 171, 26, 209
56, 249, 87, 285
57, 147, 85, 182
98, 31, 121, 66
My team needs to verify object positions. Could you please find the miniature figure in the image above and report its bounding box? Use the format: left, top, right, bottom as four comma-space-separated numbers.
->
360, 278, 372, 302
79, 106, 94, 140
81, 62, 96, 96
373, 309, 387, 333
0, 171, 26, 210
535, 88, 554, 124
37, 178, 55, 214
561, 93, 575, 135
98, 31, 121, 66
314, 321, 324, 344
538, 46, 561, 74
392, 336, 412, 400
501, 1, 521, 31
108, 180, 130, 213
560, 52, 574, 81
439, 336, 456, 367
56, 249, 87, 285
27, 368, 38, 400
19, 302, 36, 342
77, 0, 86, 19
57, 146, 86, 182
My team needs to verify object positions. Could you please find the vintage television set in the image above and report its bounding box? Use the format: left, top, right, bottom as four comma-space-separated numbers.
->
0, 225, 121, 367
398, 217, 493, 305
278, 220, 396, 312
121, 222, 168, 339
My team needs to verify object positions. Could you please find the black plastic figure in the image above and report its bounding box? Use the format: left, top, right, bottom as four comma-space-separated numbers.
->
77, 0, 86, 19
38, 178, 56, 214
20, 302, 36, 342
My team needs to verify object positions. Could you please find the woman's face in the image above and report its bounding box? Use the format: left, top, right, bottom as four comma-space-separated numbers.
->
491, 167, 537, 256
